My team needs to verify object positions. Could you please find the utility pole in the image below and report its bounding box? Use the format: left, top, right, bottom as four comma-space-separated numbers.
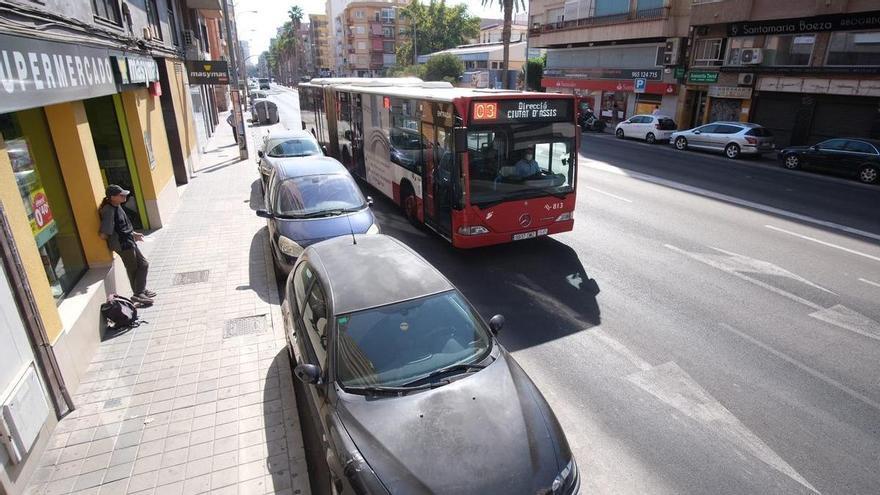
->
222, 0, 248, 160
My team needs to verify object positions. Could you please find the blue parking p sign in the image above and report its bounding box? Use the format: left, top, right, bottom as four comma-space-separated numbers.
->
634, 78, 647, 94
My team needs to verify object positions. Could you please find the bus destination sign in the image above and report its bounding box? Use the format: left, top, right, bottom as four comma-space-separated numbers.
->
471, 99, 571, 124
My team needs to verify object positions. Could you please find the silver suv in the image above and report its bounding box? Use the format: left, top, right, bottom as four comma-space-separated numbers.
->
670, 122, 775, 159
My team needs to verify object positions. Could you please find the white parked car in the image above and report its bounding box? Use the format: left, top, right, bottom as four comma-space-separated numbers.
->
615, 114, 677, 144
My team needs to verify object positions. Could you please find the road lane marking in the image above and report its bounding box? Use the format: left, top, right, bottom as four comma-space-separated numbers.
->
765, 225, 880, 263
667, 244, 880, 341
582, 159, 880, 242
627, 361, 820, 493
710, 247, 837, 296
583, 185, 633, 203
591, 328, 651, 371
720, 323, 880, 413
859, 278, 880, 289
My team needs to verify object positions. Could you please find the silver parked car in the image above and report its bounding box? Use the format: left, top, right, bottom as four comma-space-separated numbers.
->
670, 122, 775, 159
257, 129, 324, 191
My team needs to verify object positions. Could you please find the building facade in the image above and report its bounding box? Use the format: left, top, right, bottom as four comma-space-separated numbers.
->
685, 0, 880, 145
0, 1, 236, 492
476, 20, 528, 44
310, 14, 332, 76
339, 0, 410, 77
530, 0, 691, 122
327, 0, 354, 76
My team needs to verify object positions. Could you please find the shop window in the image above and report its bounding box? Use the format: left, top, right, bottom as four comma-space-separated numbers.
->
764, 34, 814, 66
0, 111, 88, 301
725, 36, 756, 66
692, 38, 724, 66
92, 0, 121, 25
826, 30, 880, 66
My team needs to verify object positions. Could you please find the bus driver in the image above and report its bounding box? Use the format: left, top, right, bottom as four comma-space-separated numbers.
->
514, 147, 540, 178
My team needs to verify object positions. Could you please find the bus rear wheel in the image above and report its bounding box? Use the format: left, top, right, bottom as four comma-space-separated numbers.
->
401, 185, 419, 226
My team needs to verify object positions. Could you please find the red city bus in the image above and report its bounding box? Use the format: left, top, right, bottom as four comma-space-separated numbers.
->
299, 79, 578, 248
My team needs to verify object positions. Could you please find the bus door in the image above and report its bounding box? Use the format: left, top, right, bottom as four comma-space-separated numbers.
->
422, 102, 455, 237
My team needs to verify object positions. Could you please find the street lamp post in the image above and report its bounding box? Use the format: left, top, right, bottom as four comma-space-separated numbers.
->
223, 0, 248, 160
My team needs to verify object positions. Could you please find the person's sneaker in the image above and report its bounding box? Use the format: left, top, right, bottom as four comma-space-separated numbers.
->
131, 294, 153, 305
142, 289, 157, 298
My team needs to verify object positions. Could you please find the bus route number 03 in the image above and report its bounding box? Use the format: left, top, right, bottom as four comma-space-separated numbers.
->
473, 102, 498, 121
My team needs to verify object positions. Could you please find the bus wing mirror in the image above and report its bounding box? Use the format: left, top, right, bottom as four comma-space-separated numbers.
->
454, 127, 468, 152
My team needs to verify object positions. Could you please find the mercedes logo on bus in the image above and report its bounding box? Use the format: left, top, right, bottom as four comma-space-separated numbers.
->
518, 214, 532, 228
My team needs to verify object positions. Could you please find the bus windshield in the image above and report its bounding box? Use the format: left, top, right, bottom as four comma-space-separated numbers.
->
466, 122, 575, 206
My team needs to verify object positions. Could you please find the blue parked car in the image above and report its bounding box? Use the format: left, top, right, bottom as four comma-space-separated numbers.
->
257, 156, 379, 274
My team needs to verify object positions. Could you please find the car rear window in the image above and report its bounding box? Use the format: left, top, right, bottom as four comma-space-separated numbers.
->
745, 128, 773, 137
657, 118, 676, 130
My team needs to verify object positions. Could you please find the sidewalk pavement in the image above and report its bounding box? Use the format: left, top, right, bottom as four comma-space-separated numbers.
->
25, 113, 310, 495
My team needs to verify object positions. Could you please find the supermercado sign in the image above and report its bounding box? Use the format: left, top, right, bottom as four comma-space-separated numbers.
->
0, 33, 118, 114
470, 99, 572, 124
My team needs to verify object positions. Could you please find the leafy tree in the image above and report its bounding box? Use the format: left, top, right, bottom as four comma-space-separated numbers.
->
481, 0, 526, 88
424, 53, 463, 82
388, 64, 426, 79
396, 0, 480, 68
524, 57, 544, 91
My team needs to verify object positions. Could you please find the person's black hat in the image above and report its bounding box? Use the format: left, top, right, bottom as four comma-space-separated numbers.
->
106, 184, 130, 197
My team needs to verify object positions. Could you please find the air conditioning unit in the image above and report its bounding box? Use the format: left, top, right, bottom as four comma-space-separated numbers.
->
741, 48, 763, 65
183, 30, 196, 46
663, 38, 683, 66
738, 73, 755, 86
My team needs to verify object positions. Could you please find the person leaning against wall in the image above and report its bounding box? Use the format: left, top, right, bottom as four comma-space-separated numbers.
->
98, 185, 156, 305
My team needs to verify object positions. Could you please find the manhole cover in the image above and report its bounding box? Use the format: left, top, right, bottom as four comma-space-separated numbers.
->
172, 270, 210, 286
223, 315, 267, 338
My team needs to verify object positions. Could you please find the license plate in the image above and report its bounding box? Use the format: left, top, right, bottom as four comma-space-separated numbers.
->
512, 228, 549, 241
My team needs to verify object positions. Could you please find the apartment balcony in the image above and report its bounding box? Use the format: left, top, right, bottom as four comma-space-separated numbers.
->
530, 7, 673, 47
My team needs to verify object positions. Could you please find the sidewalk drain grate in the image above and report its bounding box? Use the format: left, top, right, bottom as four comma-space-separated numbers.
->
223, 315, 267, 339
172, 270, 210, 285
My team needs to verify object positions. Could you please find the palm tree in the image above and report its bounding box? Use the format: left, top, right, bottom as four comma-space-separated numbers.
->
288, 5, 304, 28
481, 0, 525, 89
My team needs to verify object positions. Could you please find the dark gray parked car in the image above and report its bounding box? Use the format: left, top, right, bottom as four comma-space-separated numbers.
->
282, 234, 579, 494
778, 137, 880, 184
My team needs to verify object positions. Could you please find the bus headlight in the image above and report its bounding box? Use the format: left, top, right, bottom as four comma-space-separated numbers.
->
278, 236, 304, 257
457, 226, 489, 236
555, 212, 573, 222
366, 224, 380, 234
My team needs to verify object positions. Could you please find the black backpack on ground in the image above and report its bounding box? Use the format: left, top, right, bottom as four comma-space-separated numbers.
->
100, 295, 141, 330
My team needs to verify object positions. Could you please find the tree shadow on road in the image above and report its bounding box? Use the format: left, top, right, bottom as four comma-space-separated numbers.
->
366, 188, 602, 353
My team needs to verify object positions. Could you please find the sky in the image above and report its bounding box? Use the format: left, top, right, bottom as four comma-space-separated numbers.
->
235, 0, 509, 58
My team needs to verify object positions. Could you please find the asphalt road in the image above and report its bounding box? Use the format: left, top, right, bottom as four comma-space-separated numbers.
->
266, 87, 880, 494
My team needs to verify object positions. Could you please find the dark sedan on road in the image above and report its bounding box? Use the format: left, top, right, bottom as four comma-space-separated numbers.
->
257, 129, 324, 191
282, 234, 579, 495
778, 137, 880, 184
256, 157, 378, 273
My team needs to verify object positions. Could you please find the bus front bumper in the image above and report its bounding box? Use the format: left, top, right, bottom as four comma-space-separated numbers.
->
451, 219, 575, 249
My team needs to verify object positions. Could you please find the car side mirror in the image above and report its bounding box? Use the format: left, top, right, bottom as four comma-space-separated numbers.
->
454, 126, 468, 151
366, 196, 374, 207
258, 150, 264, 158
488, 314, 505, 335
810, 145, 818, 151
294, 363, 322, 385
322, 145, 329, 156
255, 209, 273, 219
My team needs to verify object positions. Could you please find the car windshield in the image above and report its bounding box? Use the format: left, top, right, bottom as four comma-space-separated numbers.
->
467, 122, 576, 206
268, 139, 321, 157
274, 174, 365, 217
336, 290, 493, 388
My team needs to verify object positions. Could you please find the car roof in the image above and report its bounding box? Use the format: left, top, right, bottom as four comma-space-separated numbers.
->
306, 234, 454, 314
274, 156, 349, 179
711, 121, 761, 128
828, 137, 880, 147
265, 129, 316, 141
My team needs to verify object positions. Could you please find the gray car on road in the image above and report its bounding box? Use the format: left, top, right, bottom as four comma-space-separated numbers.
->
671, 122, 775, 159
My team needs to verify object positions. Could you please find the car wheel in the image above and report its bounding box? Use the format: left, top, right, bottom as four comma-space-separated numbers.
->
646, 132, 656, 144
674, 137, 688, 150
401, 185, 419, 225
616, 128, 625, 139
858, 164, 879, 184
783, 154, 801, 170
724, 143, 741, 159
